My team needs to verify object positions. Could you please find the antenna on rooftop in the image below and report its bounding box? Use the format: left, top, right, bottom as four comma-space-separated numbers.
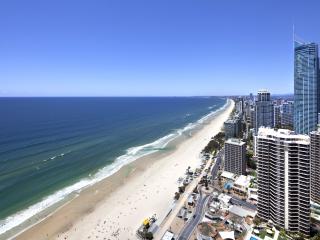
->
292, 23, 299, 50
293, 24, 308, 45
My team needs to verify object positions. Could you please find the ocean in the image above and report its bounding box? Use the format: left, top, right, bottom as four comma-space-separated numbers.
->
0, 97, 226, 235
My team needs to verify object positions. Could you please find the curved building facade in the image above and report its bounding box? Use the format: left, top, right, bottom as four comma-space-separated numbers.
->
310, 128, 320, 205
256, 128, 310, 236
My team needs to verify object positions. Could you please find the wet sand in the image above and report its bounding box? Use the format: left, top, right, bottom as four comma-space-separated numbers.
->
13, 99, 234, 240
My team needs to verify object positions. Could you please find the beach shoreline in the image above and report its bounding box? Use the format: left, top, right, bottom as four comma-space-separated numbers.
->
9, 99, 234, 240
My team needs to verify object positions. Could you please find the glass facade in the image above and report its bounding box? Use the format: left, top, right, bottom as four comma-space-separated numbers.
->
254, 90, 274, 134
294, 41, 320, 135
281, 101, 294, 128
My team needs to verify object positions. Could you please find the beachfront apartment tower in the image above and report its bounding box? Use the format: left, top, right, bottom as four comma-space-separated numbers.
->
310, 127, 320, 205
254, 90, 274, 134
224, 138, 246, 175
224, 117, 241, 139
294, 40, 320, 134
256, 128, 310, 236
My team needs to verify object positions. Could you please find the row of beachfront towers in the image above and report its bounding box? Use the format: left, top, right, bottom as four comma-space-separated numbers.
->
223, 39, 320, 237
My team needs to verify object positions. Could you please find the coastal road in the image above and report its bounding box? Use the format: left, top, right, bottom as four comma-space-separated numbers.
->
177, 150, 223, 240
176, 149, 256, 240
177, 193, 209, 240
211, 150, 222, 177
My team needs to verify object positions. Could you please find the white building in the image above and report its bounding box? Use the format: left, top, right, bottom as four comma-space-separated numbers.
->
161, 231, 174, 240
256, 128, 310, 236
248, 188, 258, 202
232, 175, 253, 196
310, 127, 320, 205
220, 171, 236, 182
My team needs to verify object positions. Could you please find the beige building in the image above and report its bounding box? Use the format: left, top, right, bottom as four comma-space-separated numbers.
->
224, 138, 246, 175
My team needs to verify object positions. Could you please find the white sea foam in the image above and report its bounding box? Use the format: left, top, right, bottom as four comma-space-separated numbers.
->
43, 151, 70, 163
0, 99, 230, 236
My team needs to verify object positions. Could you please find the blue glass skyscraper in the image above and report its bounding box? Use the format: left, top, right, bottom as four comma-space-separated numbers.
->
294, 40, 320, 135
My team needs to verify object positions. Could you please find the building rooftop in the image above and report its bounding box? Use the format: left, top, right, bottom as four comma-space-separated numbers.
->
226, 138, 246, 146
225, 119, 238, 124
161, 231, 174, 240
221, 171, 235, 180
257, 89, 270, 94
218, 193, 232, 205
311, 125, 320, 134
234, 175, 252, 188
257, 127, 310, 144
229, 205, 256, 218
219, 231, 235, 240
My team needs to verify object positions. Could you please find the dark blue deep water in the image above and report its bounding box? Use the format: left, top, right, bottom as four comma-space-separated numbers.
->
0, 97, 226, 233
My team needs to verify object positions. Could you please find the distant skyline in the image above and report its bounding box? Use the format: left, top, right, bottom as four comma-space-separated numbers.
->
1, 0, 320, 97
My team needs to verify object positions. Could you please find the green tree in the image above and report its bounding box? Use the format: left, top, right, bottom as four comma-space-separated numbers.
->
312, 234, 320, 240
279, 228, 286, 238
253, 217, 261, 226
145, 232, 153, 240
178, 185, 185, 193
174, 192, 180, 200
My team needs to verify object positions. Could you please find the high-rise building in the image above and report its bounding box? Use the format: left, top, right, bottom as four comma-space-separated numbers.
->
224, 138, 246, 175
281, 101, 294, 128
254, 90, 274, 134
236, 97, 244, 114
250, 107, 255, 128
294, 40, 320, 134
256, 128, 310, 235
274, 105, 281, 128
310, 127, 320, 205
244, 101, 251, 121
224, 119, 238, 139
224, 114, 242, 139
249, 93, 254, 102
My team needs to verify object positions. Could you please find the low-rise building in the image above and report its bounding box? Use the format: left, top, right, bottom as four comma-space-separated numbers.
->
219, 231, 235, 240
229, 205, 256, 218
248, 188, 258, 202
232, 175, 253, 196
218, 193, 232, 208
220, 171, 236, 182
161, 231, 175, 240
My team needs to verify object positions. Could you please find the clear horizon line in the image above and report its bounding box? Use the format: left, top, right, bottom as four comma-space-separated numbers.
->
0, 93, 294, 98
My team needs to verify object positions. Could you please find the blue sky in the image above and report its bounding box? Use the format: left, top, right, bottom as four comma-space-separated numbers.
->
1, 0, 320, 96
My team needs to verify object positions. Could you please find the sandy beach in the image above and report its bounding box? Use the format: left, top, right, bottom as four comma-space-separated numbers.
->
13, 99, 234, 240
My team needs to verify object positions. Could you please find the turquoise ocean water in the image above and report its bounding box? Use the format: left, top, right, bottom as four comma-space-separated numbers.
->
0, 97, 227, 235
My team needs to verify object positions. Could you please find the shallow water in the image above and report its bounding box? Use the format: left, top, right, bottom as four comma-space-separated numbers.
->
0, 96, 226, 235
